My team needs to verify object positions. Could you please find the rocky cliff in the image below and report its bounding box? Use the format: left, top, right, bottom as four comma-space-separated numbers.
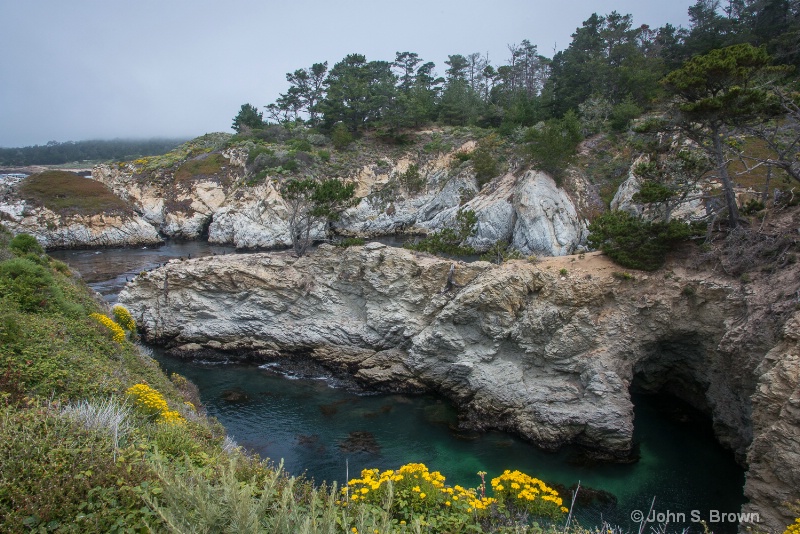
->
0, 172, 161, 249
91, 130, 589, 255
119, 243, 799, 532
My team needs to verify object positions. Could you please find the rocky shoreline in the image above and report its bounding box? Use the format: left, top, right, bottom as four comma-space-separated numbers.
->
118, 243, 800, 532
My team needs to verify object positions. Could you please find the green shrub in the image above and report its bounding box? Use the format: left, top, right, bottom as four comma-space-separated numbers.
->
0, 257, 62, 313
587, 210, 701, 271
406, 209, 477, 256
611, 271, 634, 281
453, 151, 472, 163
525, 110, 583, 182
288, 138, 313, 152
331, 123, 353, 150
741, 198, 765, 215
336, 237, 366, 248
472, 133, 502, 187
609, 97, 642, 131
0, 406, 154, 533
9, 233, 44, 256
481, 241, 522, 264
398, 164, 425, 193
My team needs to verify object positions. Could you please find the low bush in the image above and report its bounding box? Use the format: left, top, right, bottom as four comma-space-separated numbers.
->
0, 256, 80, 315
9, 233, 44, 256
481, 241, 522, 264
336, 237, 366, 248
0, 405, 155, 533
331, 123, 354, 150
587, 210, 701, 271
406, 209, 477, 256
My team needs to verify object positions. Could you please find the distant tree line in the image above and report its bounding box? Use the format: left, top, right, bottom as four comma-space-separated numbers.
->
232, 0, 800, 136
0, 138, 188, 166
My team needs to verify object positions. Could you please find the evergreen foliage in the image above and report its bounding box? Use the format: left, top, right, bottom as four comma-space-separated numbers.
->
587, 211, 701, 270
0, 138, 186, 166
231, 103, 265, 133
282, 178, 357, 256
661, 42, 789, 227
405, 208, 478, 256
525, 111, 583, 181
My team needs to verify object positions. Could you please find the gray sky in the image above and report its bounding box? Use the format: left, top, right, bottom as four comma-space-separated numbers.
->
0, 0, 694, 148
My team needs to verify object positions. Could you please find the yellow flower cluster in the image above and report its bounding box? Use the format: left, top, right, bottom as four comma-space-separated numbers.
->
785, 518, 800, 534
112, 305, 136, 332
491, 470, 568, 516
342, 462, 495, 514
125, 383, 185, 425
90, 312, 126, 343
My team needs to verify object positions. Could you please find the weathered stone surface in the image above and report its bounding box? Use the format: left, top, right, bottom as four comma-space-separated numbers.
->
610, 156, 707, 222
511, 171, 587, 255
92, 147, 247, 240
417, 171, 586, 255
0, 199, 161, 249
119, 244, 799, 531
743, 311, 800, 529
87, 139, 587, 256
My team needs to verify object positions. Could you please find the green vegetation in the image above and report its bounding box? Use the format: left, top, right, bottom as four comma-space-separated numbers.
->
406, 208, 477, 256
232, 103, 265, 134
335, 237, 366, 248
0, 138, 186, 166
661, 43, 790, 228
130, 133, 232, 174
480, 240, 523, 264
524, 111, 582, 182
17, 170, 133, 217
174, 153, 226, 184
398, 163, 425, 193
471, 133, 502, 187
282, 178, 357, 256
587, 211, 702, 271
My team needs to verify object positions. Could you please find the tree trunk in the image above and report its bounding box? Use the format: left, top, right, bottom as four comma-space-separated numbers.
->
712, 126, 740, 228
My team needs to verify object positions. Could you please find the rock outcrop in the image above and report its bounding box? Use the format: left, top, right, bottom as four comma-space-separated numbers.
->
0, 173, 161, 249
0, 209, 161, 249
90, 132, 588, 255
92, 147, 248, 240
119, 243, 800, 531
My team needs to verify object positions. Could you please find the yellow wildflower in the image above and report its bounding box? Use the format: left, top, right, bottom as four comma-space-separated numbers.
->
90, 312, 126, 343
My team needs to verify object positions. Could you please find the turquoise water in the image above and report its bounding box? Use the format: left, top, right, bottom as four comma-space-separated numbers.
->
156, 356, 745, 533
52, 241, 746, 532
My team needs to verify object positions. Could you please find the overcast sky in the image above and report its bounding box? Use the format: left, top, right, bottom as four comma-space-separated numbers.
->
0, 0, 695, 148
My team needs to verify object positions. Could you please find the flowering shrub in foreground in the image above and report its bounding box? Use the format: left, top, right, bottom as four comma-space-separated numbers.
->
90, 312, 126, 343
342, 462, 565, 529
112, 304, 136, 332
125, 383, 185, 425
785, 517, 800, 534
491, 469, 568, 519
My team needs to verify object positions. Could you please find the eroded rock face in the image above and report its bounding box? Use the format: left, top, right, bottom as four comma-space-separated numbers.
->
92, 147, 247, 240
415, 171, 586, 256
0, 202, 161, 249
90, 138, 588, 255
119, 243, 800, 530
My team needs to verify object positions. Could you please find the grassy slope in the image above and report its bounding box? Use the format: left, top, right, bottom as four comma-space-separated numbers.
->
17, 170, 134, 217
0, 226, 581, 533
